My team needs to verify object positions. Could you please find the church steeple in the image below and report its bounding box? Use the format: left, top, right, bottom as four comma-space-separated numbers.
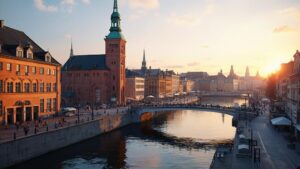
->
70, 39, 74, 57
228, 65, 238, 79
245, 66, 250, 77
141, 49, 147, 72
106, 0, 125, 39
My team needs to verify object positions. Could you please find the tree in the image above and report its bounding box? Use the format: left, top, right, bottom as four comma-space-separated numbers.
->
266, 73, 277, 100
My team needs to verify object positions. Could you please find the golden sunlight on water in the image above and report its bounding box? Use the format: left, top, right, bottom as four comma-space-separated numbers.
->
160, 110, 236, 141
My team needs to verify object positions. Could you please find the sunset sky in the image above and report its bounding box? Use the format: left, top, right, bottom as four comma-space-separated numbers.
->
1, 0, 300, 77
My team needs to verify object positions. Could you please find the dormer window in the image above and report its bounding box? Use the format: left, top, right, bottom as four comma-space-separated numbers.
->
16, 47, 23, 57
45, 53, 51, 62
27, 49, 33, 59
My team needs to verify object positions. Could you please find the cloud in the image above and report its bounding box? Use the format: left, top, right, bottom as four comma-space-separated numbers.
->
166, 65, 184, 69
203, 0, 215, 15
200, 45, 209, 48
279, 7, 300, 20
273, 25, 298, 33
34, 0, 91, 13
81, 0, 90, 4
61, 0, 75, 5
167, 12, 201, 26
34, 0, 58, 12
128, 0, 159, 9
187, 62, 200, 67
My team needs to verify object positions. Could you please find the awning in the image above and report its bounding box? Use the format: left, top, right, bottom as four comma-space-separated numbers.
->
238, 144, 249, 150
295, 124, 300, 131
239, 134, 246, 139
62, 107, 77, 112
261, 98, 270, 102
146, 95, 155, 98
271, 117, 291, 126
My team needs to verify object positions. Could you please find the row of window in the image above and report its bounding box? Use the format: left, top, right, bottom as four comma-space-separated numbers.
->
0, 98, 57, 116
0, 62, 56, 76
40, 98, 57, 113
66, 72, 108, 78
0, 81, 57, 93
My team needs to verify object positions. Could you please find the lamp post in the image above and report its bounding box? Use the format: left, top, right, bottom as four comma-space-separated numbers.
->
75, 105, 80, 124
92, 103, 94, 120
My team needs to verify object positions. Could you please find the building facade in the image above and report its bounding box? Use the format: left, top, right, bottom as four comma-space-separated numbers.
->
61, 0, 126, 106
0, 20, 61, 125
128, 50, 180, 98
125, 77, 144, 101
286, 51, 300, 127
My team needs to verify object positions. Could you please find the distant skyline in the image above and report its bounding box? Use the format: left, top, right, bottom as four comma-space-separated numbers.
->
1, 0, 300, 77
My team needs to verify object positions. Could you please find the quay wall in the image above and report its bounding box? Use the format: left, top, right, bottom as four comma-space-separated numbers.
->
0, 113, 140, 169
0, 106, 237, 169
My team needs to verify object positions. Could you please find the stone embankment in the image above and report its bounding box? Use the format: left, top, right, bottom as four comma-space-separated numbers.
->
0, 112, 141, 169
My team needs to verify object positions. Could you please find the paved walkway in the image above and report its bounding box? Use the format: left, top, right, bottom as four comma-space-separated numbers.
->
251, 111, 300, 169
0, 107, 128, 143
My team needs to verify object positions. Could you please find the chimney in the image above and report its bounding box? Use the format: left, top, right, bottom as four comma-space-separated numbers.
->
0, 20, 4, 28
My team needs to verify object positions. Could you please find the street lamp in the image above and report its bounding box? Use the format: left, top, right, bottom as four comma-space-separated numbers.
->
75, 105, 80, 123
92, 103, 94, 120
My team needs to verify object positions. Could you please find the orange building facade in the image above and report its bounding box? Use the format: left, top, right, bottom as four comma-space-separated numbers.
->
0, 20, 61, 125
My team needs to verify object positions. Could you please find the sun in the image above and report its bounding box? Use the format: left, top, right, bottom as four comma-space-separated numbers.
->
262, 63, 281, 76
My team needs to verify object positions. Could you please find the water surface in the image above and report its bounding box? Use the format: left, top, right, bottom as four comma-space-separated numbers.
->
11, 109, 235, 169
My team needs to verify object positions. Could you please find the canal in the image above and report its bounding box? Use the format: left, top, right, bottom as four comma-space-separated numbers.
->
10, 97, 244, 169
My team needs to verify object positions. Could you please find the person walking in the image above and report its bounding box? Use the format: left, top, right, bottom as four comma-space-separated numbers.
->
24, 123, 29, 136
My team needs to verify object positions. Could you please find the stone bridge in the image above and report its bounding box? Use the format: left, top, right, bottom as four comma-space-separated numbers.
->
132, 105, 244, 117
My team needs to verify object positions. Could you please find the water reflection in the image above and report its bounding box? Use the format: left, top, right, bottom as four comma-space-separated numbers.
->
10, 110, 235, 169
157, 110, 235, 141
200, 96, 248, 107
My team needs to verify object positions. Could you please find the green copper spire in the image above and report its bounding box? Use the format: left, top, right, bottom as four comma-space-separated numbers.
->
107, 0, 125, 39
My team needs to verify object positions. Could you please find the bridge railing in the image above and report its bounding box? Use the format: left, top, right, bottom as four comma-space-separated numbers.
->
130, 103, 252, 114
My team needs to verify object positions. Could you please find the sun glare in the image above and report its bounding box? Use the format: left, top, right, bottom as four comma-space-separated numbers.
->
262, 63, 281, 76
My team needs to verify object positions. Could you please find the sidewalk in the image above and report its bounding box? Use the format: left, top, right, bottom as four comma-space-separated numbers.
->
251, 112, 300, 169
0, 107, 128, 143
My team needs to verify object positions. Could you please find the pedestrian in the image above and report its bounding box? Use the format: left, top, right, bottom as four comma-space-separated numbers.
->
15, 121, 19, 131
24, 125, 29, 136
54, 121, 58, 129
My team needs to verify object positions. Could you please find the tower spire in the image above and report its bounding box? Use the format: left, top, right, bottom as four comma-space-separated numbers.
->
141, 49, 147, 72
70, 39, 74, 57
113, 0, 118, 12
106, 0, 125, 39
245, 66, 250, 77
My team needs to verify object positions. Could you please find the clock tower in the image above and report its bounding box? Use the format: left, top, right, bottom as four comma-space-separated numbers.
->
105, 0, 126, 105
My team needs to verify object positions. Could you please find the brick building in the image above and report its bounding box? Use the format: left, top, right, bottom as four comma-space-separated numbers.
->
61, 0, 126, 106
0, 20, 61, 125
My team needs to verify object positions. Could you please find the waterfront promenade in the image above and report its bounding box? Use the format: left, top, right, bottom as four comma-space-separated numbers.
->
211, 105, 300, 169
0, 107, 128, 143
251, 111, 300, 169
